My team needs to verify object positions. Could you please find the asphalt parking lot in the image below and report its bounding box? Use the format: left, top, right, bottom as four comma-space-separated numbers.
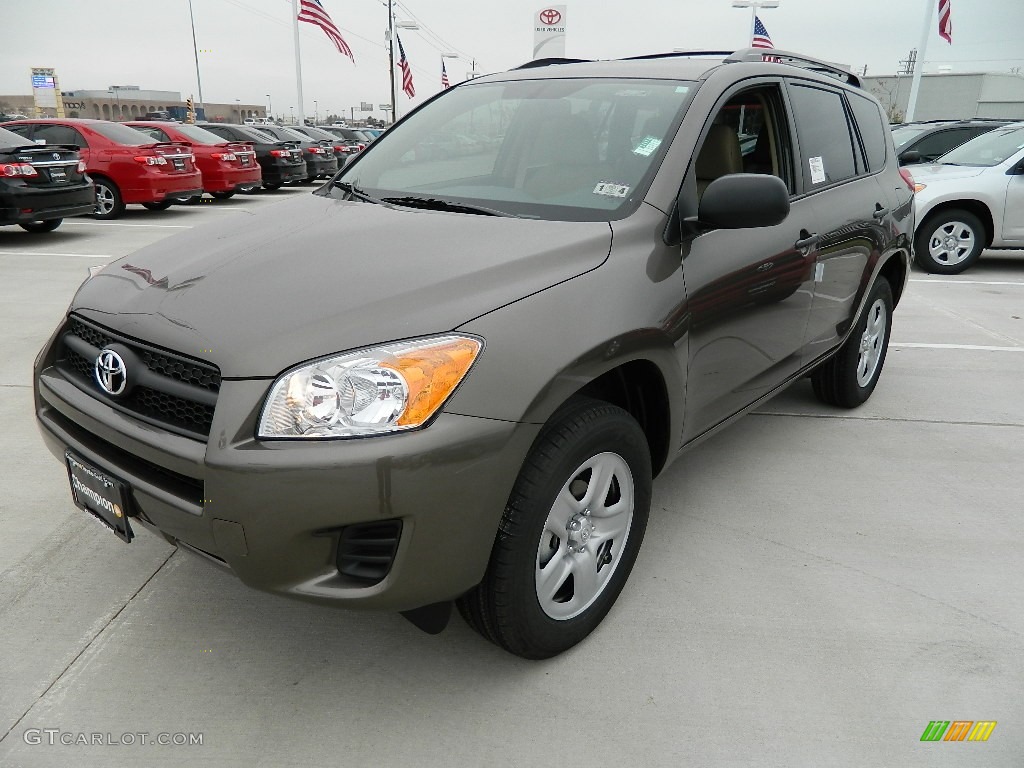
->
1, 190, 1022, 767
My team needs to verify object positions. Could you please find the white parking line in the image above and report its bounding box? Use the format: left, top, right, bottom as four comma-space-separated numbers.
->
891, 342, 1024, 352
62, 221, 192, 229
910, 279, 1024, 286
0, 251, 116, 258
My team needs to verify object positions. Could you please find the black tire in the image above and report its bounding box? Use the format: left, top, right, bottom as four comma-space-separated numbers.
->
811, 277, 894, 408
457, 397, 652, 659
142, 201, 173, 211
263, 182, 283, 191
19, 219, 62, 233
92, 177, 125, 220
914, 209, 985, 275
211, 191, 235, 200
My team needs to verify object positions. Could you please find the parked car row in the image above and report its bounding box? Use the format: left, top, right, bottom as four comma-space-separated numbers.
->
0, 118, 347, 221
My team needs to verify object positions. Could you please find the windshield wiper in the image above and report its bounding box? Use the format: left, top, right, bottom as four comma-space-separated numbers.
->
380, 196, 520, 218
332, 180, 384, 205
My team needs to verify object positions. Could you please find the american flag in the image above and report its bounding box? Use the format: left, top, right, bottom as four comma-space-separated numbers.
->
441, 60, 450, 89
751, 16, 774, 49
938, 0, 952, 44
397, 35, 415, 98
298, 0, 354, 63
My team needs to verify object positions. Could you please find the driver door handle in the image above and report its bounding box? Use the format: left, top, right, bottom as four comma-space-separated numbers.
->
794, 230, 819, 250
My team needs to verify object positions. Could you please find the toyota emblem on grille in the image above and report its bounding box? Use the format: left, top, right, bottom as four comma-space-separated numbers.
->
53, 152, 61, 160
95, 349, 128, 395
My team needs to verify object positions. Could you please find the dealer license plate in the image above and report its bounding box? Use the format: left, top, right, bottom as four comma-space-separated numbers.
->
65, 451, 134, 542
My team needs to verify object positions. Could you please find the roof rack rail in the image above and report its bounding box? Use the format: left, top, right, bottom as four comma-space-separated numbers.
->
725, 48, 861, 87
513, 57, 593, 70
622, 51, 736, 61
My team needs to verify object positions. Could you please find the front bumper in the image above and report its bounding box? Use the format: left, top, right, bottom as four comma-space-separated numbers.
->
34, 344, 538, 612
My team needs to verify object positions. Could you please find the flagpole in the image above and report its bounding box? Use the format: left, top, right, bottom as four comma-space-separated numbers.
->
904, 0, 934, 122
292, 0, 305, 125
388, 0, 397, 125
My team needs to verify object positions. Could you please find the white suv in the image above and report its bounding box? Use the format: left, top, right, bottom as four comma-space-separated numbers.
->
912, 122, 1024, 273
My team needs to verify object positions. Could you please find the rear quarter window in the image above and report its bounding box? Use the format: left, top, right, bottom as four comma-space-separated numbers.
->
788, 83, 857, 188
847, 93, 887, 172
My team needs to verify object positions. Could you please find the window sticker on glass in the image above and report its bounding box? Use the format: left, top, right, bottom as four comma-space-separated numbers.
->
633, 136, 662, 157
809, 155, 826, 184
593, 182, 630, 197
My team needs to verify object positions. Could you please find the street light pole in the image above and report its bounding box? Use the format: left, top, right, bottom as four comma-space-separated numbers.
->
266, 93, 272, 120
313, 100, 318, 125
731, 0, 779, 46
187, 0, 205, 108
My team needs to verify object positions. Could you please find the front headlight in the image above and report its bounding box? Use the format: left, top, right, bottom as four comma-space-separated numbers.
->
257, 335, 482, 439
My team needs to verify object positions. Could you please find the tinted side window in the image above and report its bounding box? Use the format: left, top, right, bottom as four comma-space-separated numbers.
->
912, 128, 974, 161
203, 126, 234, 141
3, 124, 33, 139
848, 93, 887, 172
788, 84, 856, 188
32, 124, 85, 147
134, 127, 170, 142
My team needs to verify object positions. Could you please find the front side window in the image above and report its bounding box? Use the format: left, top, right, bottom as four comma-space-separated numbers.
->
912, 128, 974, 162
936, 126, 1024, 166
788, 83, 857, 188
331, 78, 695, 221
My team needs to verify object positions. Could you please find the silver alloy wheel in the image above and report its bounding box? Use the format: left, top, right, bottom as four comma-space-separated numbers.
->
535, 451, 634, 621
927, 220, 976, 266
856, 297, 887, 387
95, 183, 116, 216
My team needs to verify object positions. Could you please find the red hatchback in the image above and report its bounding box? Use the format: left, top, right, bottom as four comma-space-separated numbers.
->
0, 119, 202, 219
126, 121, 261, 200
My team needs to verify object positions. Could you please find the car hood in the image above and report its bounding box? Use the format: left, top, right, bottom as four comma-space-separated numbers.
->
910, 163, 989, 184
72, 193, 612, 378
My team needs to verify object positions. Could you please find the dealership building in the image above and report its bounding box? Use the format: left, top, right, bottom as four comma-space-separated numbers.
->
863, 71, 1024, 122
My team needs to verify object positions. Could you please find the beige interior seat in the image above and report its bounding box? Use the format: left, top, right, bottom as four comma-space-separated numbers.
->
695, 124, 743, 196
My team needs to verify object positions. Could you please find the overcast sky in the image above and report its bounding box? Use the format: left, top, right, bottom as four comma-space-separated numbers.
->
3, 0, 1021, 120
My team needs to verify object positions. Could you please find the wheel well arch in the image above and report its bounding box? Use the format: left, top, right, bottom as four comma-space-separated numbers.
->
919, 199, 995, 248
878, 252, 908, 306
574, 359, 672, 477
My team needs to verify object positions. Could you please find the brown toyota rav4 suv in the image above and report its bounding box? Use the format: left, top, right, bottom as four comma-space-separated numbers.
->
34, 49, 914, 659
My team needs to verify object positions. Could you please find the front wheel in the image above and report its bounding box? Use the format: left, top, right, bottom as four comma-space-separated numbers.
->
914, 209, 985, 274
457, 398, 651, 659
263, 182, 283, 191
811, 277, 894, 408
142, 201, 172, 211
92, 178, 125, 220
19, 219, 62, 233
211, 191, 235, 200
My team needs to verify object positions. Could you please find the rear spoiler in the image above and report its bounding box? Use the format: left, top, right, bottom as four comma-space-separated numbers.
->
10, 143, 79, 154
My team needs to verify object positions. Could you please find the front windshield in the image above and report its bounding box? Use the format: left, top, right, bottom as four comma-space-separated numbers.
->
938, 125, 1024, 166
890, 124, 930, 151
333, 77, 695, 221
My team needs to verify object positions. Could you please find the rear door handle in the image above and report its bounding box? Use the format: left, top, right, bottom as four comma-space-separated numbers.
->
872, 205, 889, 220
794, 231, 819, 250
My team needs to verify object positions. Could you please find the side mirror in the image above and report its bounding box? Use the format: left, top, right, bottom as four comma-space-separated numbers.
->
697, 174, 790, 230
899, 150, 921, 165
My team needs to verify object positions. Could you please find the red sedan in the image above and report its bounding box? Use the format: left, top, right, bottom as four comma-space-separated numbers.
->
126, 121, 261, 200
0, 118, 202, 219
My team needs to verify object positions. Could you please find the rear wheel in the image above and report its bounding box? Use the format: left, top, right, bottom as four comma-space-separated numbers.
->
457, 398, 652, 659
92, 178, 125, 220
914, 209, 985, 274
211, 191, 235, 200
811, 277, 893, 408
19, 219, 62, 233
142, 201, 172, 211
